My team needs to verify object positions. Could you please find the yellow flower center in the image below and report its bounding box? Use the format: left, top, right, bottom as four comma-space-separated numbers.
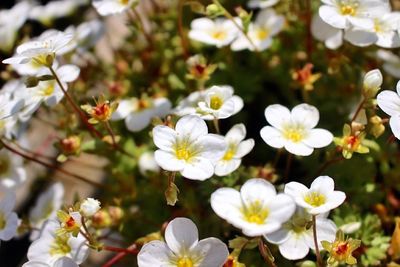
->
304, 192, 326, 207
42, 83, 55, 96
242, 200, 269, 225
211, 30, 227, 40
210, 95, 223, 110
50, 235, 72, 256
256, 29, 269, 40
0, 212, 6, 230
177, 257, 193, 267
119, 0, 129, 4
340, 5, 355, 15
174, 139, 196, 162
222, 144, 237, 161
283, 128, 304, 143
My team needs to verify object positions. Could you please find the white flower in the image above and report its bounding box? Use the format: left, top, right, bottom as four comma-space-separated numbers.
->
248, 0, 280, 9
29, 0, 88, 25
92, 0, 138, 16
260, 103, 333, 156
377, 81, 400, 139
0, 192, 18, 241
231, 9, 285, 51
138, 151, 160, 175
2, 31, 73, 67
64, 20, 105, 53
137, 217, 229, 267
29, 183, 65, 241
153, 115, 226, 180
319, 0, 390, 30
284, 176, 346, 215
111, 97, 171, 132
215, 124, 254, 176
189, 18, 239, 48
174, 90, 206, 117
0, 90, 23, 138
265, 208, 337, 260
377, 49, 400, 78
0, 149, 27, 190
26, 220, 89, 265
0, 1, 31, 52
311, 14, 343, 50
211, 178, 296, 236
363, 69, 383, 97
80, 198, 101, 217
197, 85, 244, 120
23, 257, 79, 267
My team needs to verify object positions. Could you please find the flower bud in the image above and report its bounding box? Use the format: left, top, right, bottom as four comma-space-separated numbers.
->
363, 69, 383, 98
206, 4, 224, 17
80, 198, 101, 217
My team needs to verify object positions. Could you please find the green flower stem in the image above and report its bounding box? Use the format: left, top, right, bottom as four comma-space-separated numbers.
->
312, 215, 324, 267
213, 118, 220, 134
258, 237, 277, 267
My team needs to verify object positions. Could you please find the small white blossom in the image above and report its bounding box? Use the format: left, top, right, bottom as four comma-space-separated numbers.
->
0, 192, 19, 241
80, 198, 101, 217
211, 178, 296, 236
189, 18, 239, 48
311, 14, 343, 50
138, 217, 229, 267
248, 0, 280, 9
284, 176, 346, 215
377, 81, 400, 139
260, 103, 333, 156
153, 115, 226, 180
215, 124, 254, 176
0, 150, 27, 190
265, 208, 337, 260
138, 151, 160, 175
92, 0, 138, 16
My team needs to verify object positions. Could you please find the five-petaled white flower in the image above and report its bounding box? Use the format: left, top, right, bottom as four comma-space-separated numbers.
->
284, 176, 346, 215
215, 124, 254, 176
189, 18, 239, 48
211, 178, 296, 236
0, 192, 19, 241
265, 208, 337, 260
377, 81, 400, 139
137, 217, 229, 267
80, 198, 101, 217
92, 0, 138, 16
111, 97, 171, 132
197, 85, 244, 120
153, 115, 226, 180
260, 103, 333, 156
231, 9, 285, 51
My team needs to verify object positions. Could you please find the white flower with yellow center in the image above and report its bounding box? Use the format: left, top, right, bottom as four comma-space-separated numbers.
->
260, 103, 333, 156
211, 178, 296, 236
319, 0, 390, 30
377, 81, 400, 139
26, 220, 89, 265
138, 217, 229, 267
111, 97, 171, 132
231, 9, 285, 51
215, 124, 254, 176
0, 150, 27, 190
285, 176, 346, 215
189, 18, 239, 48
29, 183, 65, 241
153, 115, 226, 180
0, 192, 18, 241
265, 208, 337, 260
2, 31, 73, 67
92, 0, 138, 16
197, 86, 243, 120
248, 0, 280, 9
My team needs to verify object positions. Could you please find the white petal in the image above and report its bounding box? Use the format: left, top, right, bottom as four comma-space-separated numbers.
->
264, 228, 290, 244
267, 194, 296, 224
284, 142, 314, 156
377, 90, 400, 116
310, 176, 334, 193
302, 129, 333, 148
240, 178, 277, 206
325, 30, 343, 49
165, 217, 199, 254
231, 95, 244, 115
344, 29, 377, 47
214, 159, 241, 176
137, 240, 174, 267
152, 125, 177, 151
181, 157, 214, 180
153, 98, 172, 117
0, 192, 16, 216
319, 6, 347, 29
291, 104, 319, 129
125, 110, 153, 132
154, 150, 185, 172
210, 188, 243, 221
111, 99, 134, 120
226, 124, 246, 142
235, 139, 255, 158
264, 104, 291, 129
196, 134, 227, 161
260, 126, 285, 148
57, 65, 80, 82
278, 233, 310, 260
175, 115, 208, 139
390, 115, 400, 140
304, 218, 337, 250
284, 182, 309, 200
195, 238, 229, 267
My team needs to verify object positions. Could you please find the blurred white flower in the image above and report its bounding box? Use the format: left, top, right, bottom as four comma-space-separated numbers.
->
231, 9, 285, 51
0, 192, 18, 241
92, 0, 138, 16
153, 115, 226, 180
174, 90, 206, 117
80, 198, 101, 217
248, 0, 280, 9
2, 31, 73, 67
339, 221, 361, 234
265, 208, 337, 260
189, 18, 239, 48
0, 1, 31, 52
0, 150, 27, 190
23, 257, 79, 267
215, 124, 254, 176
260, 103, 333, 156
29, 183, 65, 241
197, 85, 243, 120
138, 217, 229, 267
111, 97, 171, 132
311, 14, 343, 50
65, 20, 105, 53
319, 0, 390, 30
377, 81, 400, 139
26, 220, 89, 265
29, 0, 88, 26
377, 50, 400, 78
138, 151, 160, 175
0, 90, 24, 138
285, 176, 346, 215
211, 178, 296, 236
